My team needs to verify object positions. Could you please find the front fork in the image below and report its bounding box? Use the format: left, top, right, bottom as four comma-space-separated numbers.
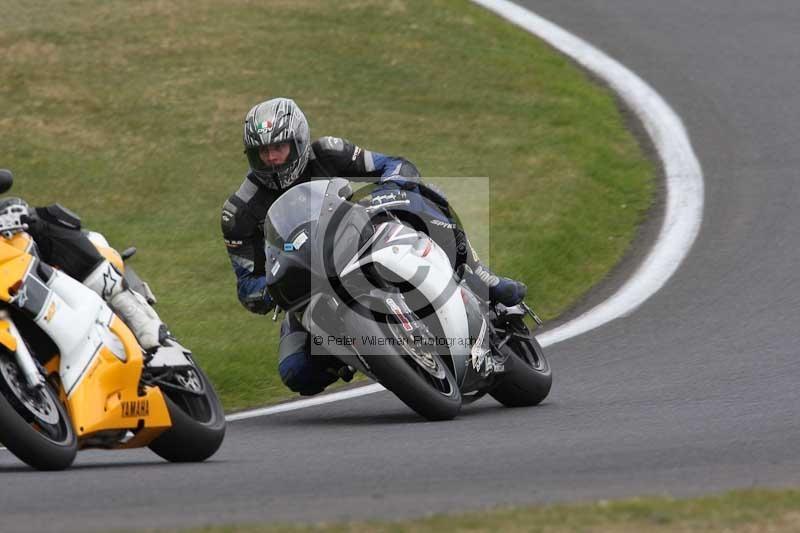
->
0, 311, 45, 389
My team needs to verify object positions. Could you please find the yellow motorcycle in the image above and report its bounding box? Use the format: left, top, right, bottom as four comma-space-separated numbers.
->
0, 169, 225, 470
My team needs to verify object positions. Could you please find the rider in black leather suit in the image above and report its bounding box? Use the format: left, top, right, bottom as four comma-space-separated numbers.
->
221, 97, 527, 396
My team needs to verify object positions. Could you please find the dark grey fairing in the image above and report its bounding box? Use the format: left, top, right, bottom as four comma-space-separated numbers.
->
457, 285, 496, 391
300, 294, 373, 377
264, 179, 373, 311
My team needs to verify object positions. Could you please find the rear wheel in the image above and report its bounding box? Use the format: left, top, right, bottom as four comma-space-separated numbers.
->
148, 365, 226, 462
0, 353, 76, 470
490, 324, 552, 407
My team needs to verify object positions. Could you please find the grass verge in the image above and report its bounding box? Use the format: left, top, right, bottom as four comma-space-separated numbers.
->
137, 488, 800, 533
0, 0, 654, 409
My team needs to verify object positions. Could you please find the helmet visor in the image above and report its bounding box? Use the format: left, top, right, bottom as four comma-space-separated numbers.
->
246, 139, 303, 188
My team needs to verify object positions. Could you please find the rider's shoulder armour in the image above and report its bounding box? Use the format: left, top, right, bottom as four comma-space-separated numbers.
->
313, 136, 349, 154
221, 176, 275, 243
309, 137, 366, 177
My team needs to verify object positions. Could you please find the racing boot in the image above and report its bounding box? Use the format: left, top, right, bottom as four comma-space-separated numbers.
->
83, 260, 166, 350
464, 263, 527, 307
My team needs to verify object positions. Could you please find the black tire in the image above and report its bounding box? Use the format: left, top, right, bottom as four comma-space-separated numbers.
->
490, 335, 552, 407
342, 306, 462, 421
148, 366, 226, 462
0, 355, 76, 470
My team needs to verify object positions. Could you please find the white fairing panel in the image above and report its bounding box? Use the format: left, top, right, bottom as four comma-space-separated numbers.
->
367, 232, 471, 359
37, 270, 118, 395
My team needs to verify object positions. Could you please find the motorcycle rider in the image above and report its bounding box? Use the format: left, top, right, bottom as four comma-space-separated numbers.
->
0, 198, 167, 351
221, 97, 528, 396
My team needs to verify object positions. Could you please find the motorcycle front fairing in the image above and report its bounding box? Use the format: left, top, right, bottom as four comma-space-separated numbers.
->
266, 179, 503, 392
264, 179, 380, 374
299, 293, 377, 379
264, 179, 373, 309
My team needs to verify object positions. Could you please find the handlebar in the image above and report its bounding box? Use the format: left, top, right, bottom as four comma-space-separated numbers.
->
0, 200, 30, 238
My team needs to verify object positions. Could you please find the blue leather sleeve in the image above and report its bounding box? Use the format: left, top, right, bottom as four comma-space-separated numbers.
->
370, 152, 420, 179
232, 261, 274, 314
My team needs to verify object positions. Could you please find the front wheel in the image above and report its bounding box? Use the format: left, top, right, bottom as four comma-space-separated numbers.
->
490, 330, 552, 408
148, 365, 226, 462
0, 353, 77, 470
342, 306, 462, 421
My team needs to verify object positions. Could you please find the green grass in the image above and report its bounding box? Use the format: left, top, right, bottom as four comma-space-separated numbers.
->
0, 0, 654, 409
136, 488, 800, 533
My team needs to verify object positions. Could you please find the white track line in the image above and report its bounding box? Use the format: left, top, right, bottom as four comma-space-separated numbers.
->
473, 0, 704, 346
226, 384, 386, 421
225, 0, 704, 422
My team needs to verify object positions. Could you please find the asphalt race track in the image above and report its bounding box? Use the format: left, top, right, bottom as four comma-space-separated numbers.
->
4, 1, 800, 531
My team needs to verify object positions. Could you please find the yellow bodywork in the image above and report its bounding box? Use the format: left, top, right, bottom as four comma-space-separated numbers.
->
65, 316, 171, 442
0, 232, 172, 448
0, 237, 28, 351
6, 232, 34, 253
94, 244, 124, 273
0, 319, 17, 351
0, 237, 35, 301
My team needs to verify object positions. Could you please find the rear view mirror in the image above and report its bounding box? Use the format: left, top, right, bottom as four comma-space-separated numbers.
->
0, 169, 13, 194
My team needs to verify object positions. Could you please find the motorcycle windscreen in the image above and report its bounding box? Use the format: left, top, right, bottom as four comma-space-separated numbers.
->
265, 221, 314, 311
265, 180, 328, 244
265, 179, 375, 310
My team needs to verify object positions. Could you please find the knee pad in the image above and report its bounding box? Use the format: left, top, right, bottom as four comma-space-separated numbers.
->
278, 351, 338, 396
